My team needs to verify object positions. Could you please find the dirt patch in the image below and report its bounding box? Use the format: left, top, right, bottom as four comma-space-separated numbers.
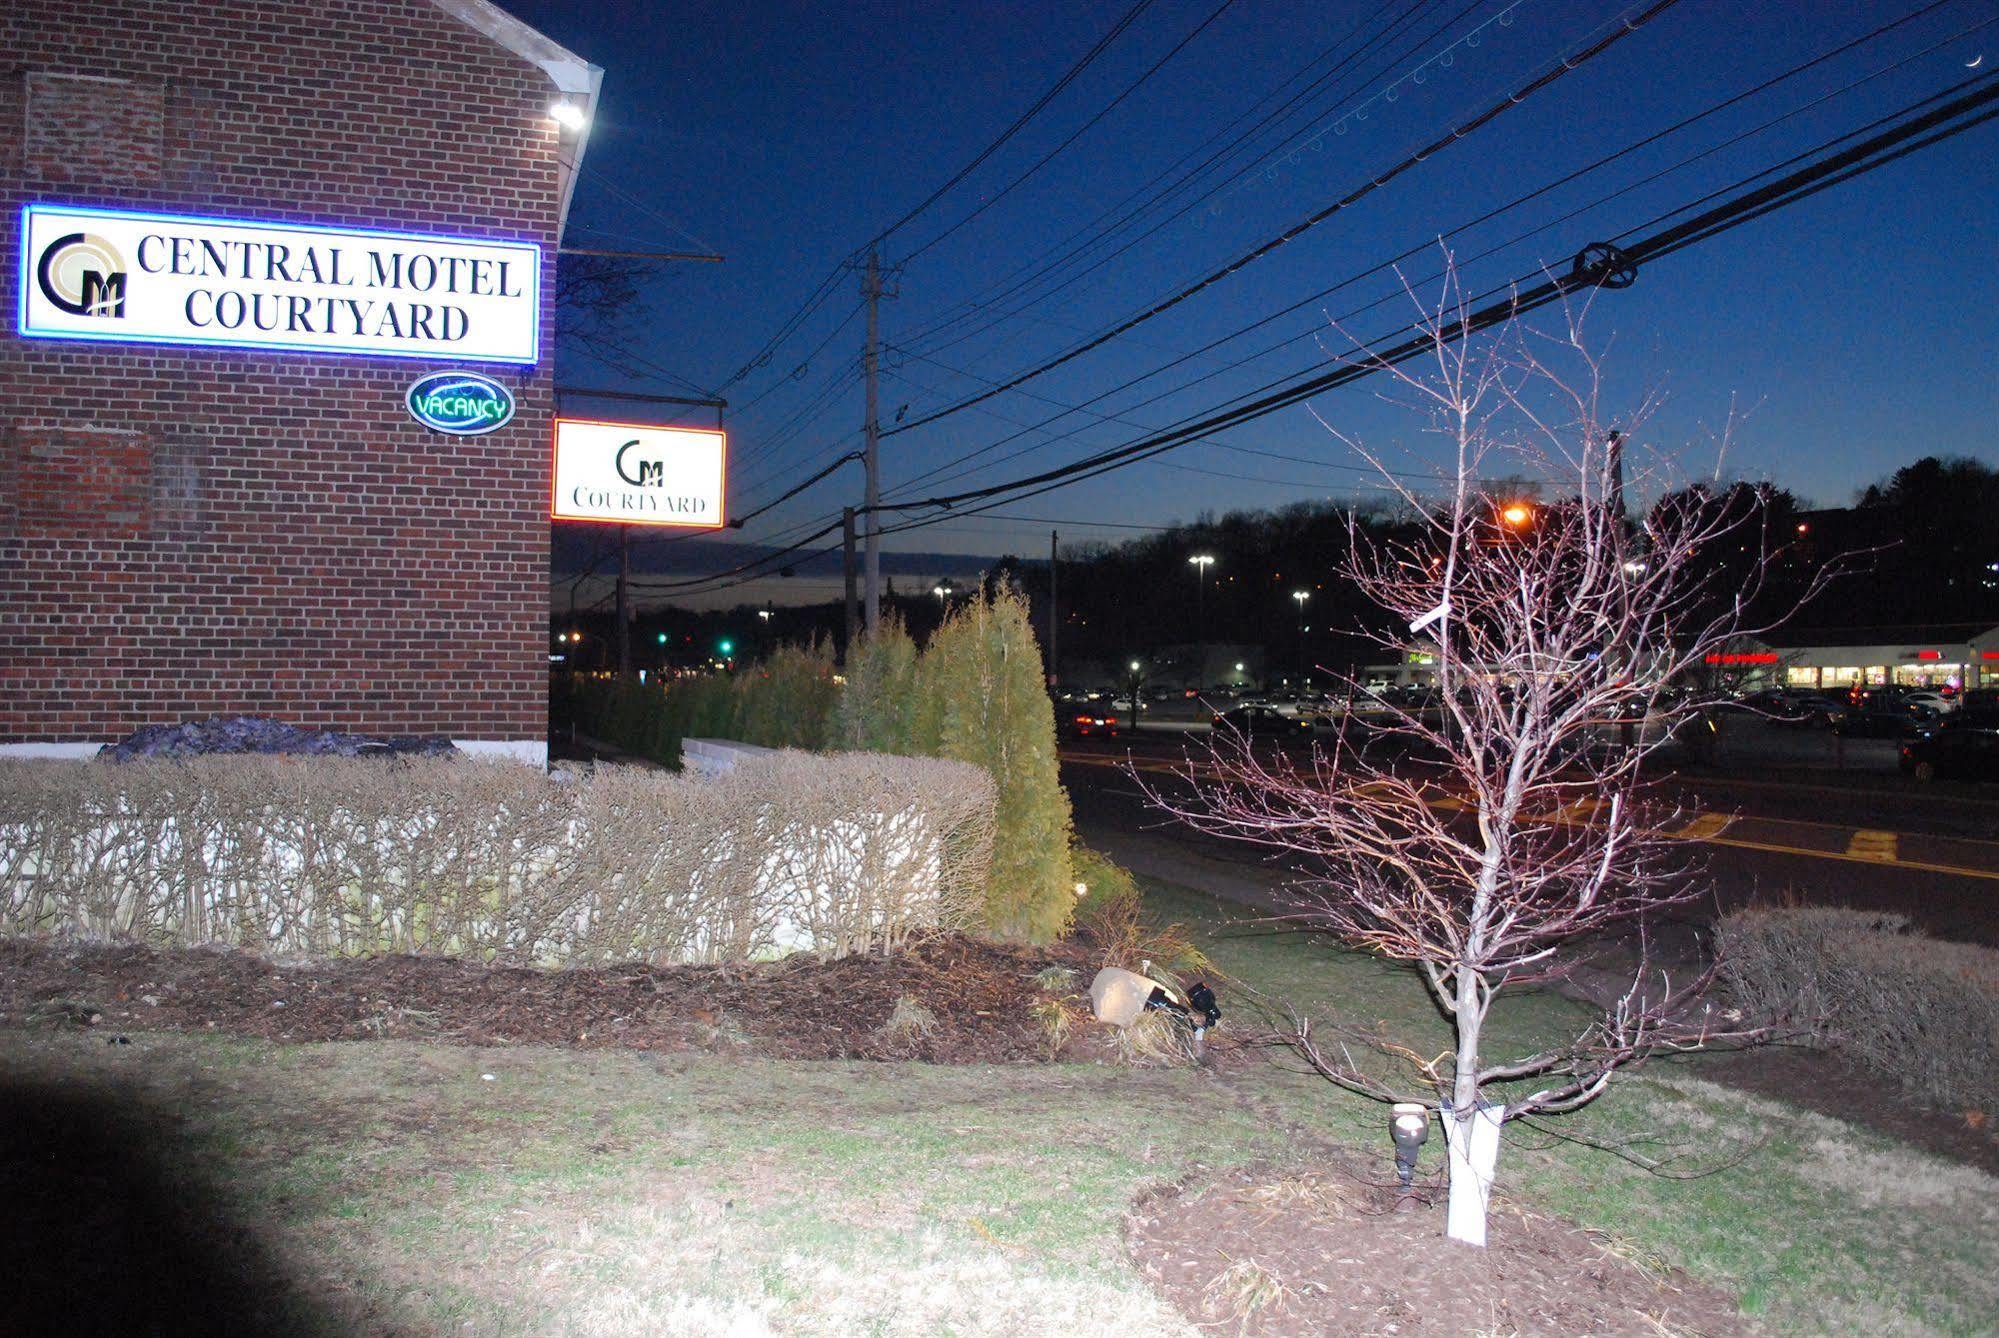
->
0, 935, 1148, 1064
1128, 1163, 1754, 1337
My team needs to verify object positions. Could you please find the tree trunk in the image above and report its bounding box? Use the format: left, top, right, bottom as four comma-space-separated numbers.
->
1442, 1099, 1505, 1247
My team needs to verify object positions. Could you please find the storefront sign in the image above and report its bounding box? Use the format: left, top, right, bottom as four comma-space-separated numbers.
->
552, 419, 726, 527
19, 204, 539, 363
406, 371, 516, 435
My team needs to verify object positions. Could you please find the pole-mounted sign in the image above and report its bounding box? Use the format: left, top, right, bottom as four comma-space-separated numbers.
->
551, 418, 726, 528
18, 204, 540, 364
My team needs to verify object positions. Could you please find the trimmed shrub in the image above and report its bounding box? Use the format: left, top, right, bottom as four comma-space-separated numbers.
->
0, 753, 995, 966
1718, 907, 1999, 1113
916, 587, 1075, 942
737, 640, 838, 751
833, 616, 920, 754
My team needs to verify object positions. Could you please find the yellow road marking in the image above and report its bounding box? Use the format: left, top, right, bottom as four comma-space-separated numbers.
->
1845, 829, 1899, 862
1057, 752, 1999, 880
1670, 813, 1735, 841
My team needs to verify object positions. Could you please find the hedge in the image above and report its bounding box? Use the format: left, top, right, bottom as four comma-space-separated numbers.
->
1718, 906, 1999, 1114
0, 752, 994, 966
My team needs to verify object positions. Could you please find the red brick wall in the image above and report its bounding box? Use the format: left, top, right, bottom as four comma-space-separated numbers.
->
1, 1, 567, 746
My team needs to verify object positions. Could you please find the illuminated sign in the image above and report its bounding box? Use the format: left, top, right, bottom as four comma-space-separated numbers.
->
406, 371, 516, 435
1704, 652, 1780, 666
552, 419, 725, 528
18, 204, 539, 363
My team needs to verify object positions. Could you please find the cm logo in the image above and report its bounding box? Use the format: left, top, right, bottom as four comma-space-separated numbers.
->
36, 232, 128, 318
615, 439, 666, 487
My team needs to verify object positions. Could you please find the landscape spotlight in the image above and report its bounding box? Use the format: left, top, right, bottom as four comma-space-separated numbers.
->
1390, 1102, 1429, 1205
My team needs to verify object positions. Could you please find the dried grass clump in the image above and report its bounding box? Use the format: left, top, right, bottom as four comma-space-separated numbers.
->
0, 751, 995, 967
1070, 845, 1211, 977
1202, 1256, 1288, 1330
873, 996, 939, 1050
1718, 906, 1999, 1113
1111, 1009, 1196, 1068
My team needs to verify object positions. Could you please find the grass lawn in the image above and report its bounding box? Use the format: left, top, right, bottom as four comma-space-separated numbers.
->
3, 878, 1994, 1335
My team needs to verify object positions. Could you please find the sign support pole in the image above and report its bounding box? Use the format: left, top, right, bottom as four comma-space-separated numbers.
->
617, 526, 631, 676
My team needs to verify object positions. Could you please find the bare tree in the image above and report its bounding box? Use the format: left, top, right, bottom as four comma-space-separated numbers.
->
1142, 265, 1825, 1246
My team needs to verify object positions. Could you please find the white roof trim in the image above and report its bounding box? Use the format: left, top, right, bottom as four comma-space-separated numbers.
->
428, 0, 602, 236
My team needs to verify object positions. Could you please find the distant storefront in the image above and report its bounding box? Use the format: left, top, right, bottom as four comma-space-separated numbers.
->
1366, 625, 1999, 693
1751, 625, 1999, 693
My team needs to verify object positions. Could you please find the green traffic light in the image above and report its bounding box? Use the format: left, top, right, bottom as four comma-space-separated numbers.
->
718, 639, 734, 655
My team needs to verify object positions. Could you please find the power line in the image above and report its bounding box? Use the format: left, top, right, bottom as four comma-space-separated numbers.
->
875, 2, 1983, 502
861, 0, 1161, 253
883, 0, 1686, 438
901, 0, 1242, 265
891, 0, 1463, 360
869, 73, 1999, 521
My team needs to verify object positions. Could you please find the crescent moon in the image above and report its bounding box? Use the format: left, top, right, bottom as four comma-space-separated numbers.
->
1969, 53, 1985, 69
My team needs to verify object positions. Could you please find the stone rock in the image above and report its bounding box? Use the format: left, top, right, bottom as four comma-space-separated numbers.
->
1089, 966, 1159, 1029
98, 716, 459, 763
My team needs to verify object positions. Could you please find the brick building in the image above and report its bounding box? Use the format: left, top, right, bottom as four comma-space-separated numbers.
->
2, 0, 599, 763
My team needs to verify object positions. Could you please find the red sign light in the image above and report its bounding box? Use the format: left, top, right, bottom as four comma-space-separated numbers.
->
1916, 649, 1942, 661
1704, 652, 1780, 666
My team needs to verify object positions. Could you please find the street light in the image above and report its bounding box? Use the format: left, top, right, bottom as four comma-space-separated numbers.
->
1500, 503, 1534, 528
1189, 554, 1216, 667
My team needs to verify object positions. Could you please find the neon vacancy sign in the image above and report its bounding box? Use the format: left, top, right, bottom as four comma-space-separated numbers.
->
18, 204, 540, 364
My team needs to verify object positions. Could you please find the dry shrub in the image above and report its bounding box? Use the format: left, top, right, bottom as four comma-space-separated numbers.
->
0, 752, 994, 967
1070, 845, 1211, 977
1718, 907, 1999, 1113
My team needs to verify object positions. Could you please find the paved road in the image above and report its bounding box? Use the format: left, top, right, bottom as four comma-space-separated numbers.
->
1062, 739, 1999, 947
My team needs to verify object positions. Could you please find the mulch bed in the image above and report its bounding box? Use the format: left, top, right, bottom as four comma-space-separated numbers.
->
1128, 1162, 1756, 1337
0, 934, 1121, 1064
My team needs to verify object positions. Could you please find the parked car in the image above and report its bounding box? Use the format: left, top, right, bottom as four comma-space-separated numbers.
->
1900, 723, 1999, 782
1063, 710, 1119, 739
1834, 702, 1937, 738
1211, 704, 1314, 736
1901, 690, 1956, 715
1780, 693, 1847, 728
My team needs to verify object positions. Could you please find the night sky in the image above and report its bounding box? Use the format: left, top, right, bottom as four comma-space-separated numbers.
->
505, 0, 1999, 572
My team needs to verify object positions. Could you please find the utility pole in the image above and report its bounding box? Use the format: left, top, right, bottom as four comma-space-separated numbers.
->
843, 506, 859, 656
861, 247, 887, 632
1047, 529, 1059, 687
